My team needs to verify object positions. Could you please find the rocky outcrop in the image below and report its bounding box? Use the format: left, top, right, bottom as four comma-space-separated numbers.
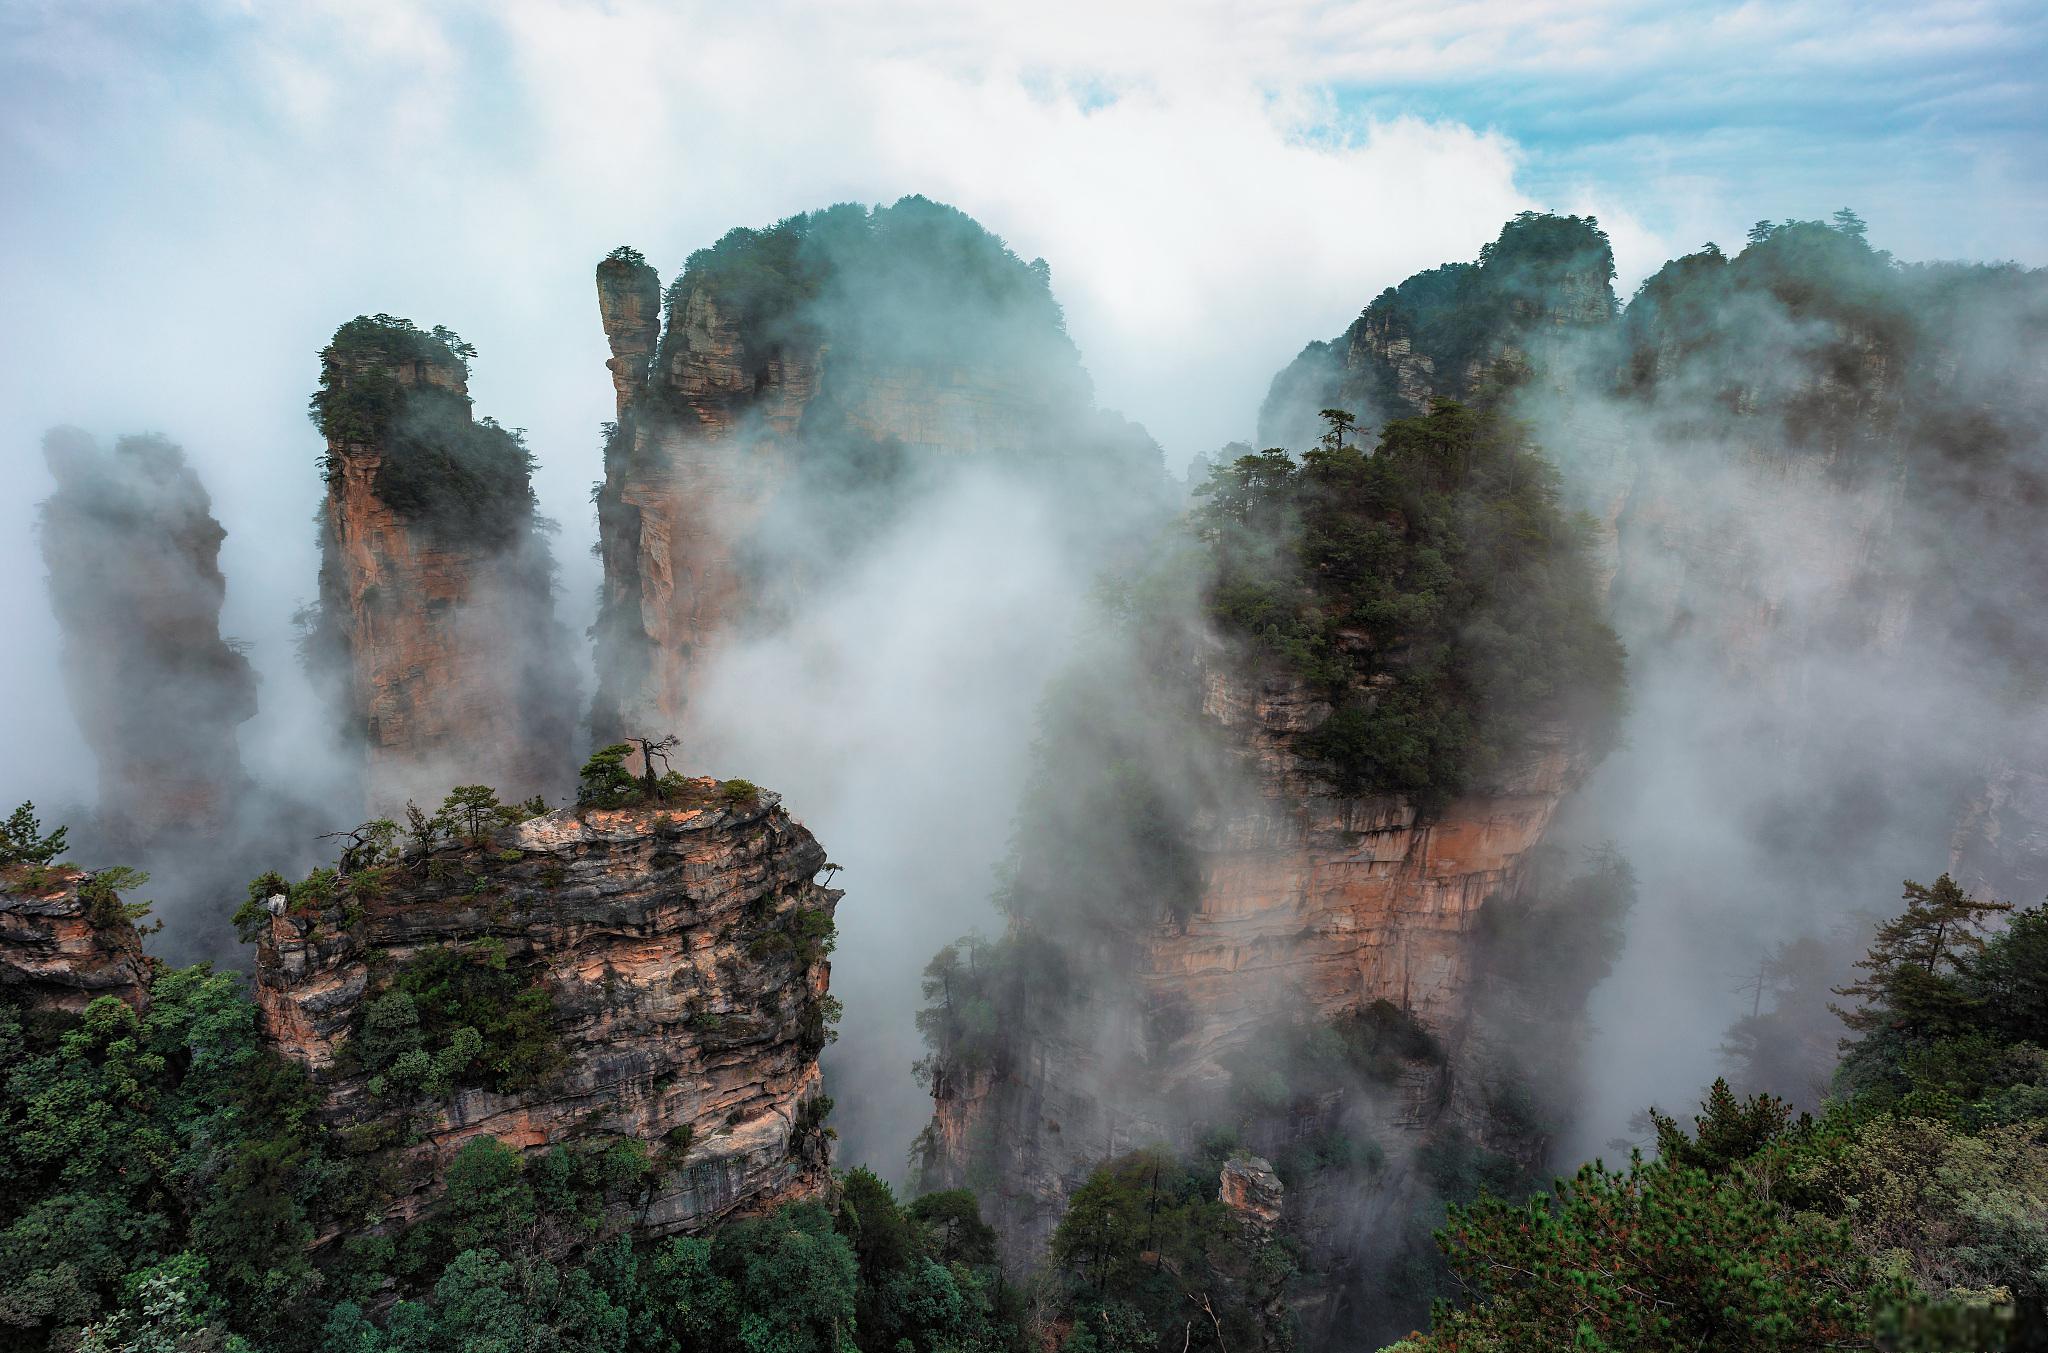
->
38, 429, 256, 846
923, 663, 1586, 1265
1219, 1155, 1283, 1238
252, 786, 838, 1236
591, 197, 1153, 744
310, 317, 577, 814
0, 866, 152, 1014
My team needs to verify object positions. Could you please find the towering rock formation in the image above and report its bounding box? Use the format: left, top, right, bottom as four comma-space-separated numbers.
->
0, 864, 152, 1015
252, 782, 840, 1235
917, 223, 1629, 1308
918, 666, 1601, 1278
1583, 226, 2048, 916
590, 197, 1157, 743
1258, 211, 1617, 449
309, 317, 577, 812
38, 429, 256, 846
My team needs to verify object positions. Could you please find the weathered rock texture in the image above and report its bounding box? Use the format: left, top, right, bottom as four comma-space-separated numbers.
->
923, 669, 1584, 1265
310, 317, 577, 813
921, 220, 1628, 1280
0, 866, 152, 1015
590, 200, 1153, 744
39, 429, 256, 846
1219, 1155, 1283, 1239
253, 788, 840, 1236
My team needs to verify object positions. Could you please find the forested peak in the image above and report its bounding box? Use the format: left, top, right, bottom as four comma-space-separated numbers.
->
659, 194, 1079, 377
320, 313, 476, 382
1364, 210, 1617, 329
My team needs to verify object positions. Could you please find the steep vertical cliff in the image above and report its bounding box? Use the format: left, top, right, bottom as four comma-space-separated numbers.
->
308, 316, 578, 812
252, 781, 840, 1236
916, 312, 1627, 1326
590, 197, 1157, 743
918, 666, 1602, 1292
38, 429, 256, 846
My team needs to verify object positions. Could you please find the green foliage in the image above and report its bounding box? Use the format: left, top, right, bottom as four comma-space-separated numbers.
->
430, 784, 528, 845
576, 742, 640, 808
1354, 213, 1615, 412
1393, 872, 2048, 1350
1649, 1078, 1799, 1175
660, 195, 1075, 381
348, 941, 562, 1098
719, 779, 761, 807
912, 932, 1072, 1100
1399, 1151, 1872, 1352
1195, 401, 1624, 807
77, 867, 152, 930
1833, 873, 2013, 1049
0, 967, 329, 1349
308, 314, 535, 549
1050, 1148, 1292, 1353
0, 801, 68, 870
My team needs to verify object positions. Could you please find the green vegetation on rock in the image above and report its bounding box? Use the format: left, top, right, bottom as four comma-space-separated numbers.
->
309, 314, 537, 549
1197, 402, 1624, 805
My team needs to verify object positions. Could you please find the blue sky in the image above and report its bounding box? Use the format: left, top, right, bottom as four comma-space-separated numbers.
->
1, 0, 2044, 800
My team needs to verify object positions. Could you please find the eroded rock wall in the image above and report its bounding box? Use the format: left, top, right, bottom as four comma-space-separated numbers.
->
0, 866, 152, 1015
253, 790, 839, 1236
924, 663, 1583, 1264
589, 201, 1153, 746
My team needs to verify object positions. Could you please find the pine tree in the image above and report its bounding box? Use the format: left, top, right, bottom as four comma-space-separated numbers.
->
0, 801, 68, 869
1832, 874, 2010, 1037
1649, 1077, 1796, 1174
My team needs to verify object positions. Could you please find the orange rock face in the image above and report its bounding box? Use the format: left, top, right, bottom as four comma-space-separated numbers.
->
252, 791, 839, 1237
1157, 669, 1581, 1066
922, 664, 1585, 1263
313, 327, 575, 812
0, 865, 152, 1014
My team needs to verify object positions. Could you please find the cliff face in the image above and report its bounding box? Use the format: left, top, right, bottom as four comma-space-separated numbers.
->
0, 865, 151, 1015
590, 199, 1151, 744
39, 430, 256, 846
311, 317, 577, 813
923, 665, 1584, 1264
253, 788, 839, 1236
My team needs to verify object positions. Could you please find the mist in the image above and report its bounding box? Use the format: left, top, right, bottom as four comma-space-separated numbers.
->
3, 0, 2047, 1263
1512, 228, 2048, 1150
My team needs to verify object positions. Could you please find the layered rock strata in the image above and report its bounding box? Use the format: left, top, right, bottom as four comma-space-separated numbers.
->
253, 788, 839, 1235
0, 866, 152, 1014
924, 672, 1582, 1263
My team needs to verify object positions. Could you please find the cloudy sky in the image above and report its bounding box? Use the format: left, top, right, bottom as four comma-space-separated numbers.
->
2, 0, 2044, 804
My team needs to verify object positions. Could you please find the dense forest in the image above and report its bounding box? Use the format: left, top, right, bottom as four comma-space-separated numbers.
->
9, 774, 2042, 1351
